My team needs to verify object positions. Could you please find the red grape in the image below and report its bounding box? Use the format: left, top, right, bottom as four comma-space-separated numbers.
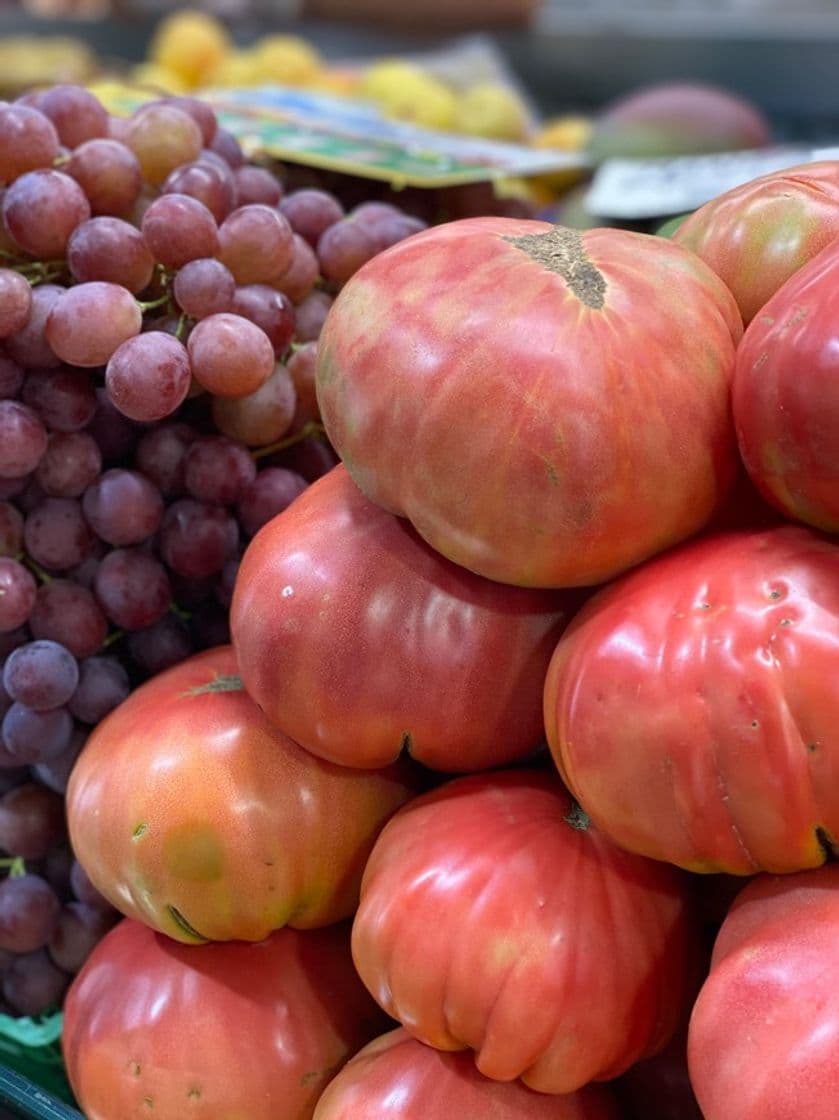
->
21, 367, 97, 433
3, 640, 79, 710
273, 233, 319, 304
0, 559, 35, 632
1, 703, 73, 764
4, 284, 64, 369
218, 204, 294, 284
2, 948, 69, 1016
0, 502, 22, 556
0, 875, 60, 954
31, 728, 86, 796
183, 436, 256, 505
127, 615, 192, 677
230, 284, 295, 355
162, 159, 235, 223
0, 783, 66, 860
0, 105, 60, 183
48, 901, 115, 973
0, 270, 32, 339
93, 548, 172, 630
188, 312, 274, 398
86, 388, 140, 463
294, 289, 333, 341
2, 170, 91, 259
46, 282, 142, 368
29, 579, 108, 659
141, 193, 220, 269
35, 433, 102, 498
125, 104, 203, 186
211, 363, 297, 446
210, 127, 244, 167
106, 332, 192, 422
287, 341, 320, 426
173, 258, 235, 319
160, 96, 218, 146
316, 217, 378, 283
279, 188, 344, 246
134, 423, 196, 497
233, 165, 282, 207
38, 85, 108, 148
237, 467, 308, 536
68, 656, 129, 724
65, 138, 142, 217
0, 401, 47, 478
23, 497, 94, 571
67, 217, 155, 294
159, 498, 239, 579
0, 356, 24, 398
82, 468, 164, 546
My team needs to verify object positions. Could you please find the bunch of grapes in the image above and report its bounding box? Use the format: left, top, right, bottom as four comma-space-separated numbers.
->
0, 83, 427, 1017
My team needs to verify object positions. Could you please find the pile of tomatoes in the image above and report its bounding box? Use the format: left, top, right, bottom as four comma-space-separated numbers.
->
61, 158, 839, 1120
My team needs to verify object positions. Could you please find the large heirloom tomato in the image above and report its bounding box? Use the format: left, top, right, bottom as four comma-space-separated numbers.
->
315, 217, 741, 589
674, 161, 839, 324
66, 646, 418, 942
545, 526, 839, 875
688, 865, 839, 1120
313, 1028, 621, 1120
733, 237, 839, 531
63, 918, 386, 1120
351, 770, 699, 1095
232, 465, 573, 771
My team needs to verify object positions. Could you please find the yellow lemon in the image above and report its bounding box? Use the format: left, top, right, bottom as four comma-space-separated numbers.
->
359, 59, 426, 103
378, 73, 458, 131
130, 62, 188, 95
149, 9, 231, 90
531, 113, 593, 192
252, 34, 323, 86
453, 82, 530, 142
206, 50, 261, 89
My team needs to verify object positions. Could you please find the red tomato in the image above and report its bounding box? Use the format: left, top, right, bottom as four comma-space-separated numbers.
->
231, 465, 575, 771
544, 525, 839, 875
688, 864, 839, 1120
733, 237, 839, 531
315, 217, 741, 588
351, 769, 699, 1095
66, 646, 419, 942
313, 1028, 622, 1119
674, 161, 839, 324
63, 918, 386, 1120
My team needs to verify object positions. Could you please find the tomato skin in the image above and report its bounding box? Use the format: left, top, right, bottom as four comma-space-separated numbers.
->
674, 161, 839, 324
688, 865, 839, 1120
544, 525, 839, 875
351, 770, 699, 1095
313, 1028, 622, 1120
231, 465, 574, 772
66, 646, 418, 942
315, 216, 741, 589
63, 918, 387, 1120
733, 237, 839, 532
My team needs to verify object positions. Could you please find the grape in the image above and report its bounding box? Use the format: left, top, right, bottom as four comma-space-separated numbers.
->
2, 170, 91, 259
141, 193, 220, 269
107, 115, 131, 143
87, 388, 139, 464
162, 159, 234, 224
30, 579, 107, 659
128, 614, 192, 677
65, 138, 143, 217
66, 549, 103, 592
212, 364, 297, 447
230, 285, 295, 355
0, 270, 32, 339
48, 901, 115, 973
68, 656, 129, 724
16, 477, 46, 515
38, 85, 108, 148
210, 127, 245, 168
24, 497, 94, 571
67, 217, 155, 294
2, 949, 69, 1016
317, 218, 378, 284
106, 332, 192, 423
287, 341, 320, 426
215, 556, 239, 608
0, 105, 60, 183
237, 467, 308, 537
183, 436, 256, 505
134, 423, 196, 497
160, 96, 218, 146
125, 104, 203, 186
277, 433, 338, 483
188, 313, 275, 398
35, 432, 102, 498
279, 189, 344, 247
159, 499, 239, 579
70, 860, 112, 910
0, 629, 28, 661
173, 258, 235, 319
218, 204, 294, 284
358, 209, 426, 252
273, 233, 319, 304
21, 367, 97, 433
0, 477, 28, 502
40, 844, 75, 902
0, 356, 24, 398
45, 282, 142, 368
0, 875, 60, 954
1, 704, 73, 765
0, 783, 66, 860
32, 726, 87, 795
233, 165, 282, 207
94, 548, 172, 630
0, 502, 22, 556
4, 284, 64, 369
0, 402, 47, 479
82, 469, 164, 546
294, 289, 333, 342
168, 570, 214, 609
3, 640, 79, 710
190, 600, 230, 649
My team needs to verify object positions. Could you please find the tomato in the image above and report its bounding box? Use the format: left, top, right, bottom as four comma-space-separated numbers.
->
66, 646, 418, 943
313, 1027, 622, 1119
688, 864, 839, 1120
63, 918, 386, 1120
231, 465, 574, 771
544, 525, 839, 875
733, 237, 839, 532
315, 217, 741, 589
674, 161, 839, 324
351, 769, 699, 1095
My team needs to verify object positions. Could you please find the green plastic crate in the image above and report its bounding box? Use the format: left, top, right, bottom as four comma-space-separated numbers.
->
0, 1014, 82, 1119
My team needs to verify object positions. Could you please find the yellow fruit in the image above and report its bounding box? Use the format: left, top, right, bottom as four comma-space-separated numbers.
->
369, 72, 458, 131
311, 68, 361, 97
359, 59, 426, 102
149, 9, 231, 90
252, 35, 322, 86
531, 114, 593, 192
453, 83, 530, 142
207, 50, 260, 89
130, 63, 188, 95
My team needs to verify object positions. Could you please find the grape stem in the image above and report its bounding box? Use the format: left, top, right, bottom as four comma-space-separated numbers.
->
102, 628, 125, 649
19, 553, 53, 585
252, 420, 326, 461
136, 293, 172, 313
0, 856, 26, 878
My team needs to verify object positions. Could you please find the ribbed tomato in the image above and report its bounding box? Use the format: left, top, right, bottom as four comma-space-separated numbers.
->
66, 646, 418, 942
63, 918, 386, 1120
313, 1028, 622, 1119
231, 465, 574, 771
351, 770, 699, 1095
315, 217, 741, 588
544, 525, 839, 874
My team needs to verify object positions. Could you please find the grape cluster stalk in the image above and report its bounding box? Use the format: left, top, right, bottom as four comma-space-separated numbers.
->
0, 83, 427, 1015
